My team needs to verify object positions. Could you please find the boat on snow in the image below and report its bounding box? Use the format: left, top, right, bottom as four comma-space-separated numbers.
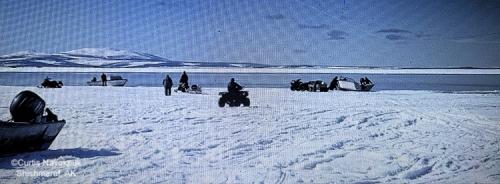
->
0, 121, 65, 156
87, 75, 128, 86
0, 91, 65, 157
336, 77, 374, 91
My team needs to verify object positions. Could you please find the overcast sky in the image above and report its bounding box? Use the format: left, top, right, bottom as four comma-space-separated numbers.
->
1, 0, 499, 67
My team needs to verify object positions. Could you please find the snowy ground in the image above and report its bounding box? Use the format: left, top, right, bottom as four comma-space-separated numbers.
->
0, 86, 499, 183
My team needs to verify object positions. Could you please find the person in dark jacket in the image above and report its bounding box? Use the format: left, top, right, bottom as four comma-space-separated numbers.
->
163, 75, 173, 96
179, 71, 189, 87
329, 76, 338, 90
101, 73, 107, 86
227, 78, 242, 93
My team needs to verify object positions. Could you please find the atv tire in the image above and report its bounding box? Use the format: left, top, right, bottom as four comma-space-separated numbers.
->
218, 98, 225, 107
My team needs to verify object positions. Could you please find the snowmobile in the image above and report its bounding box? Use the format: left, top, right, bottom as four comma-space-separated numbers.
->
291, 79, 328, 92
188, 85, 203, 94
175, 83, 203, 94
40, 77, 63, 88
336, 77, 374, 91
290, 79, 309, 91
218, 90, 250, 107
0, 91, 65, 157
307, 80, 329, 92
87, 75, 127, 86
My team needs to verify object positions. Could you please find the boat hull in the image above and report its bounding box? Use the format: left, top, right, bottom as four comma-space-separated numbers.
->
337, 81, 374, 91
0, 120, 65, 156
87, 79, 127, 86
337, 80, 360, 91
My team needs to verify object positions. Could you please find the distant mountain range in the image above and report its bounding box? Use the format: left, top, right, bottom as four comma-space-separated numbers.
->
0, 48, 497, 69
0, 48, 271, 68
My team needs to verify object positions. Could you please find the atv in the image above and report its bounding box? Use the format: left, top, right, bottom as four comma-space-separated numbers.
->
218, 91, 250, 107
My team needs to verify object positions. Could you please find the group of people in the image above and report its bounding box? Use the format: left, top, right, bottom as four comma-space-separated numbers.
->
162, 71, 191, 96
162, 71, 243, 96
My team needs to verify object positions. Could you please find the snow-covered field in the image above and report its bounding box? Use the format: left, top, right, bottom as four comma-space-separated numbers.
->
0, 86, 499, 183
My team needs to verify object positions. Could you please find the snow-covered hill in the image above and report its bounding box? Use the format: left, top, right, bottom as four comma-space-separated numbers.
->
0, 48, 270, 68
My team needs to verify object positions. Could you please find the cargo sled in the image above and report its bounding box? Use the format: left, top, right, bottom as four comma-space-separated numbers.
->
0, 91, 65, 156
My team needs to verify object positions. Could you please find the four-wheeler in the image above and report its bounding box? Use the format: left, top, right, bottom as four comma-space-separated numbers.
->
218, 91, 250, 107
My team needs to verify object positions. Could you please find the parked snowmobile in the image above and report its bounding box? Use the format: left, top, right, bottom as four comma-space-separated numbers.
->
87, 75, 127, 86
0, 91, 65, 156
188, 85, 203, 94
291, 79, 328, 92
290, 79, 308, 91
175, 83, 203, 94
40, 77, 63, 88
218, 90, 250, 107
307, 80, 329, 92
336, 77, 374, 91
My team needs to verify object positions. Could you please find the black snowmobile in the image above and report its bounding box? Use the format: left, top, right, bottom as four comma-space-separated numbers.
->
218, 90, 250, 107
40, 77, 63, 88
175, 83, 203, 94
307, 80, 328, 92
291, 79, 328, 92
290, 79, 309, 91
0, 91, 65, 157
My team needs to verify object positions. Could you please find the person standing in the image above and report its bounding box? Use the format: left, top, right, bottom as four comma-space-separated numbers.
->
179, 71, 189, 92
329, 76, 338, 90
101, 73, 107, 86
163, 74, 173, 96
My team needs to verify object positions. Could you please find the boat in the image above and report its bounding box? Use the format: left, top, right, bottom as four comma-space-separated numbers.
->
0, 91, 65, 156
87, 75, 128, 86
336, 77, 374, 91
0, 120, 66, 156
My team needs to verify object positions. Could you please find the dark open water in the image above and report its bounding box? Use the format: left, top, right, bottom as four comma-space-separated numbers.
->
1, 72, 499, 91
